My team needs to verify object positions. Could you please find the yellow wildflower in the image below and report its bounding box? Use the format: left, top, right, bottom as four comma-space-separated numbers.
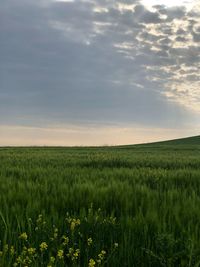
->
10, 246, 15, 256
70, 218, 81, 231
69, 248, 74, 253
73, 249, 80, 260
40, 242, 48, 252
19, 232, 28, 241
67, 247, 74, 258
22, 246, 27, 253
53, 228, 58, 239
62, 235, 69, 246
87, 237, 93, 246
57, 249, 64, 259
114, 242, 119, 248
70, 221, 76, 231
28, 247, 36, 255
98, 253, 103, 261
89, 258, 96, 267
98, 250, 106, 261
36, 214, 43, 224
50, 256, 55, 263
16, 256, 22, 263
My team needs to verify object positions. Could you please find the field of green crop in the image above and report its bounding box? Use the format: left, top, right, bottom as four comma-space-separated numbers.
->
0, 136, 200, 266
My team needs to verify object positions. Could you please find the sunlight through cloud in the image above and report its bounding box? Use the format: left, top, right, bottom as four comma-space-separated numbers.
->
141, 0, 196, 10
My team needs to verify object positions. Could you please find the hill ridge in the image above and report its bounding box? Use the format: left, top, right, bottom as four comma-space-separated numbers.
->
135, 135, 200, 147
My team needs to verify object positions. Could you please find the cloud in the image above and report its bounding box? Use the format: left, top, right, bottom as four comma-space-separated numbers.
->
0, 0, 200, 145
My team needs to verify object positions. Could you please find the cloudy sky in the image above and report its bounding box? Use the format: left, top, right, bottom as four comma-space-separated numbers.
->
1, 0, 200, 146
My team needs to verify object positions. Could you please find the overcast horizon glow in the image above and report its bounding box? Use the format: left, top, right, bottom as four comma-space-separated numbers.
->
0, 0, 200, 146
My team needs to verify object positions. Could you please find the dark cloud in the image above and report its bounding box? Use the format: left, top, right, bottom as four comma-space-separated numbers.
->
176, 36, 187, 42
134, 4, 163, 24
192, 32, 200, 42
165, 7, 186, 21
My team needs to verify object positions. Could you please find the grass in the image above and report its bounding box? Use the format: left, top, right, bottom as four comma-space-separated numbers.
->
0, 135, 200, 266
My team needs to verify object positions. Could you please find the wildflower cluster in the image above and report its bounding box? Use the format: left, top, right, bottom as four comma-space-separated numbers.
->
88, 241, 119, 266
35, 214, 46, 231
57, 249, 64, 259
66, 247, 80, 262
53, 227, 58, 240
0, 211, 119, 267
40, 242, 48, 252
62, 235, 69, 246
19, 232, 28, 241
97, 250, 106, 264
66, 217, 81, 231
89, 258, 96, 267
87, 204, 117, 226
47, 256, 55, 267
13, 246, 37, 266
87, 237, 93, 246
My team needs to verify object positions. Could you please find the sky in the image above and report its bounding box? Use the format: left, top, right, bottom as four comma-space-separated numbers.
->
0, 0, 200, 146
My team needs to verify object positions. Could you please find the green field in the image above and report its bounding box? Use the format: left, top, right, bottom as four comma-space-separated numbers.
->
0, 136, 200, 266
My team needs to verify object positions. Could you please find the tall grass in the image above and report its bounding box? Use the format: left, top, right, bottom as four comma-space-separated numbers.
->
0, 144, 200, 266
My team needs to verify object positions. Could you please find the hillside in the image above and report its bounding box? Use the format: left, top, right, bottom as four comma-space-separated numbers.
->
128, 135, 200, 149
115, 135, 200, 152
